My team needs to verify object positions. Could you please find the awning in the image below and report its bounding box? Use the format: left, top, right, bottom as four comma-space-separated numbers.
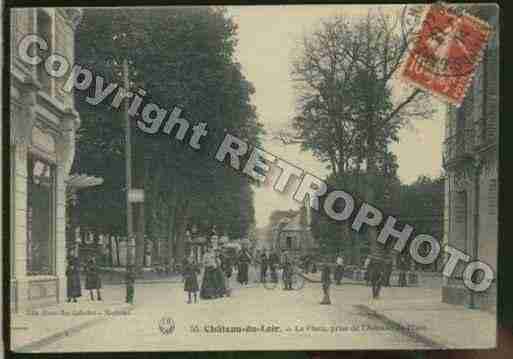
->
66, 174, 104, 189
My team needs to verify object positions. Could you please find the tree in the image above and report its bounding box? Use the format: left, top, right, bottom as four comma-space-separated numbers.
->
73, 7, 262, 266
398, 175, 444, 270
291, 8, 434, 260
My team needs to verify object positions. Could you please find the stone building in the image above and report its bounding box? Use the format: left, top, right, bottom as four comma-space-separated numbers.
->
441, 8, 499, 310
10, 8, 82, 312
272, 205, 317, 257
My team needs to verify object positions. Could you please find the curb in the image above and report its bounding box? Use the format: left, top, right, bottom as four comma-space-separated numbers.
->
105, 279, 183, 285
12, 303, 134, 353
354, 304, 448, 350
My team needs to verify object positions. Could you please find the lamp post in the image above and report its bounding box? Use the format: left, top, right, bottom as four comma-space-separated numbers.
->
124, 58, 134, 273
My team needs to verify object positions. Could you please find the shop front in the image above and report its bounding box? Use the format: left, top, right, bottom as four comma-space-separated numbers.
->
10, 8, 82, 312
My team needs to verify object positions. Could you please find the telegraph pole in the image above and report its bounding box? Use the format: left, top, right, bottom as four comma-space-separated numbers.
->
124, 58, 133, 269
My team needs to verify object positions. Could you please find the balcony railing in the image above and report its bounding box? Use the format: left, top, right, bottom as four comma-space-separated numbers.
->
443, 128, 474, 166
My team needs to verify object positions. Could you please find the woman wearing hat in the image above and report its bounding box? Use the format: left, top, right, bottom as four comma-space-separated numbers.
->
200, 246, 220, 299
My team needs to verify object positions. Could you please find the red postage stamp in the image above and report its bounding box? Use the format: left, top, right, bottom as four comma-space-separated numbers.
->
401, 4, 492, 106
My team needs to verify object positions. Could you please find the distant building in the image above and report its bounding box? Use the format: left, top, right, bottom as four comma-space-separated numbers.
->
272, 205, 317, 256
10, 8, 82, 312
441, 8, 498, 310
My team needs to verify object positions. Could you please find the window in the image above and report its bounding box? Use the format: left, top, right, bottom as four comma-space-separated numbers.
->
26, 155, 55, 275
37, 9, 52, 93
488, 179, 498, 216
286, 236, 292, 250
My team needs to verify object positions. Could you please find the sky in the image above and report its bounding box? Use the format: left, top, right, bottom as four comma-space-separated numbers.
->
226, 5, 446, 228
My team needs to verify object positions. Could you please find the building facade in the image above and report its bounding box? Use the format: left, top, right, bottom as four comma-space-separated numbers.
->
10, 8, 82, 312
441, 8, 499, 310
272, 205, 317, 257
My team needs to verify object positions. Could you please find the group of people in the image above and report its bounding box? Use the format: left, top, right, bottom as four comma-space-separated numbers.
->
319, 253, 408, 304
182, 245, 254, 303
65, 256, 103, 303
257, 249, 298, 290
257, 249, 280, 283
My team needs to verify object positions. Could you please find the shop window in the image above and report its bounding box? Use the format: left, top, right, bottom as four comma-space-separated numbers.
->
26, 156, 55, 276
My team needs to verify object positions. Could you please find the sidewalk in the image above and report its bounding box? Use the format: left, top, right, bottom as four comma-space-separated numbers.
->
11, 286, 132, 352
302, 271, 365, 285
99, 266, 182, 285
359, 288, 497, 349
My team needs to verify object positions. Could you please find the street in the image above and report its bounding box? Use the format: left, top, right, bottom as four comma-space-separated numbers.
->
25, 274, 437, 352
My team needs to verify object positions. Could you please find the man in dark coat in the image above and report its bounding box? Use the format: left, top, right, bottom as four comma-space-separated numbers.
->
269, 250, 280, 283
368, 257, 386, 299
85, 257, 102, 301
66, 257, 81, 302
398, 255, 408, 287
219, 249, 233, 279
259, 250, 270, 282
126, 265, 136, 304
282, 251, 293, 290
237, 247, 252, 285
320, 263, 332, 305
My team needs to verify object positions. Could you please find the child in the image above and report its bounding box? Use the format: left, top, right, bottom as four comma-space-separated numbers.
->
320, 264, 332, 305
183, 256, 200, 303
85, 257, 102, 301
125, 265, 135, 304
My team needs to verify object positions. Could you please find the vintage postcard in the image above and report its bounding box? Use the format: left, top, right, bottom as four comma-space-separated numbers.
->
8, 3, 499, 353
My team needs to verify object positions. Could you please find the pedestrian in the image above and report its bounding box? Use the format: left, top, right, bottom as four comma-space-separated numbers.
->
237, 246, 252, 285
282, 251, 293, 290
398, 255, 408, 287
269, 249, 280, 283
368, 257, 385, 299
183, 256, 200, 304
125, 265, 135, 304
363, 256, 371, 286
320, 263, 332, 305
181, 256, 189, 282
85, 257, 102, 301
200, 246, 219, 299
301, 254, 310, 274
214, 249, 227, 297
334, 253, 344, 285
383, 260, 393, 287
259, 250, 270, 282
66, 256, 81, 303
219, 248, 232, 297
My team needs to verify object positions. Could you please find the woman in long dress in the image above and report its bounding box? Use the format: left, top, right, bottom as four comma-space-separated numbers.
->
200, 247, 220, 299
237, 247, 252, 285
66, 256, 82, 302
214, 250, 227, 297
